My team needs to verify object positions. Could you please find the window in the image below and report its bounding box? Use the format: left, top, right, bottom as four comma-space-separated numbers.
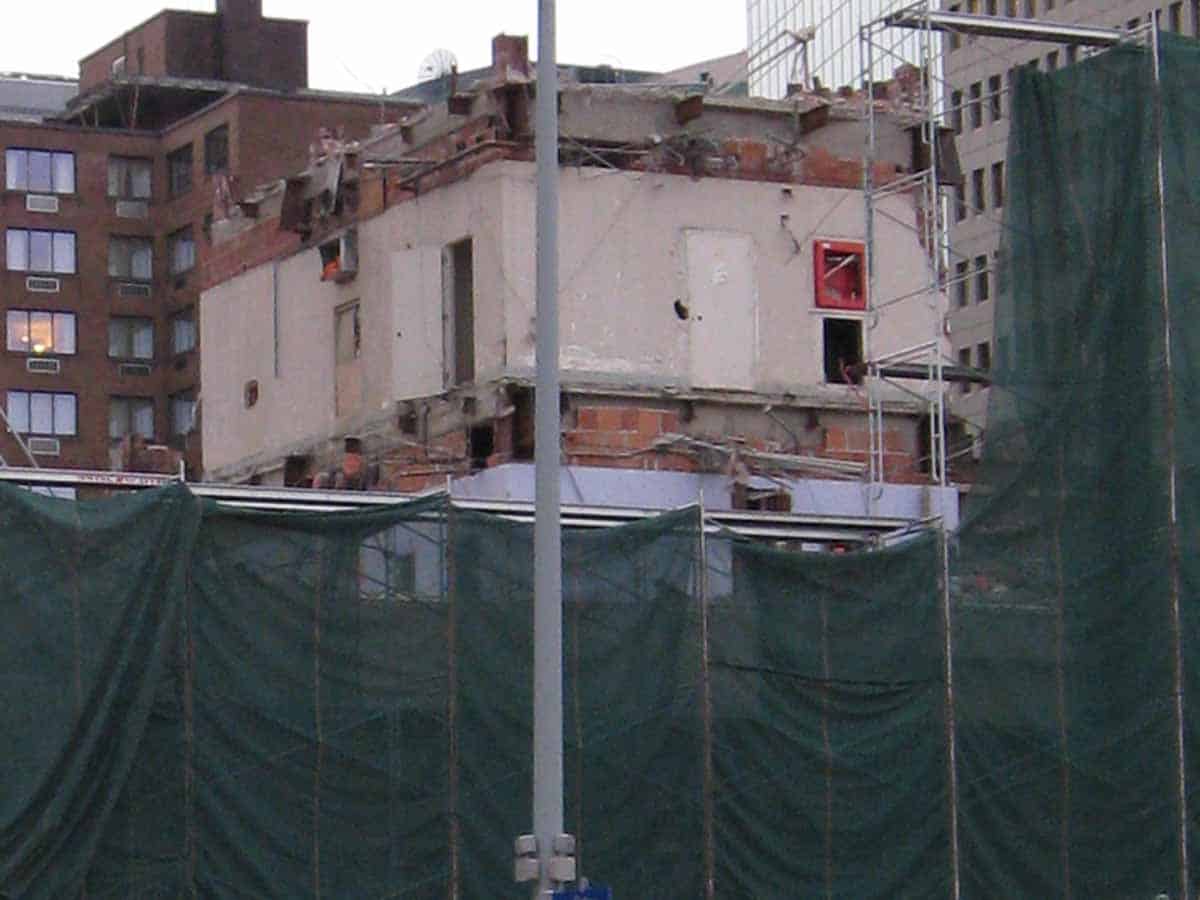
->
813, 241, 866, 310
975, 254, 990, 302
109, 235, 153, 281
986, 0, 997, 13
168, 226, 195, 275
955, 185, 967, 222
109, 397, 154, 442
1023, 0, 1037, 15
1005, 0, 1017, 14
988, 75, 1002, 122
1066, 45, 1078, 66
1194, 0, 1200, 38
171, 309, 196, 354
108, 317, 154, 360
6, 310, 75, 355
6, 391, 76, 435
1045, 0, 1053, 9
948, 5, 962, 50
977, 341, 992, 371
1171, 2, 1183, 32
335, 302, 363, 417
107, 156, 152, 199
168, 144, 193, 196
204, 125, 229, 175
968, 82, 983, 129
972, 168, 986, 214
992, 161, 1005, 208
5, 149, 74, 194
170, 390, 196, 435
1045, 51, 1058, 72
6, 229, 75, 273
958, 348, 973, 394
955, 260, 970, 307
443, 237, 475, 384
823, 318, 863, 384
950, 89, 963, 133
336, 303, 361, 361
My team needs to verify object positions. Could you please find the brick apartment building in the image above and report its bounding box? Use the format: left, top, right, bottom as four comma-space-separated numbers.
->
0, 0, 416, 478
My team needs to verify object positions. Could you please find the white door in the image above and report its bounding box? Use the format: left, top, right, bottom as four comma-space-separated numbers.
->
685, 229, 757, 390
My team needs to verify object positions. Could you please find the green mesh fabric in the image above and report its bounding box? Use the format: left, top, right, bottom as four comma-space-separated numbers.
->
3, 35, 1200, 898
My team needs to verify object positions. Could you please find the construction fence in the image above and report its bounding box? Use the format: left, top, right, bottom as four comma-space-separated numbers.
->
3, 33, 1200, 899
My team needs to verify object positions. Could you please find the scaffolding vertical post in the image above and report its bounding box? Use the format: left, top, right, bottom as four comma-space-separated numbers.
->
1151, 19, 1191, 899
862, 19, 882, 503
697, 493, 716, 900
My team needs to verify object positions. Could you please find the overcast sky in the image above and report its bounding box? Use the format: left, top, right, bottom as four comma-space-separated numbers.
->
1, 1, 745, 93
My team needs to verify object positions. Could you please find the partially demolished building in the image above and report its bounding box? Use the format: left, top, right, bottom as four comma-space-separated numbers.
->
200, 35, 958, 519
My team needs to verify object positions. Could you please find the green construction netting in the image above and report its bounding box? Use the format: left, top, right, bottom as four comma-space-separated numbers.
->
3, 34, 1200, 898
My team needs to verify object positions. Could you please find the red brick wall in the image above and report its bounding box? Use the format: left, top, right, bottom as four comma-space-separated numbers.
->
79, 12, 181, 89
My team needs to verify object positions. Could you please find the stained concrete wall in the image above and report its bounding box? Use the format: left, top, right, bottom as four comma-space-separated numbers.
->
201, 158, 943, 475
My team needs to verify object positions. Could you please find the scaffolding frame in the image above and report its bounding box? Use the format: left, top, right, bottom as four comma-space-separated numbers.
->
859, 2, 1125, 498
855, 7, 1171, 898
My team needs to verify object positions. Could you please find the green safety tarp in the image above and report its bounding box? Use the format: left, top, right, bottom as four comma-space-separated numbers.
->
4, 34, 1200, 899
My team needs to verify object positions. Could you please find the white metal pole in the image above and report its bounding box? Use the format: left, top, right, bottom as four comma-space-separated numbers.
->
533, 0, 564, 895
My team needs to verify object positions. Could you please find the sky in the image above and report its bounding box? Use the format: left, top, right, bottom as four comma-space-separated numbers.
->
0, 1, 746, 93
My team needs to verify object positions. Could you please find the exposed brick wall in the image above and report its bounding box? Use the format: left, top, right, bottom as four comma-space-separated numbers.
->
375, 428, 470, 493
822, 425, 921, 482
200, 217, 301, 289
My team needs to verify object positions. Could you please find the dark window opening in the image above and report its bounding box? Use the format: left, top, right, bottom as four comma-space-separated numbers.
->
205, 125, 229, 175
732, 483, 793, 512
469, 423, 494, 470
958, 347, 973, 394
975, 255, 990, 302
988, 75, 1002, 121
977, 341, 992, 372
320, 230, 358, 283
823, 318, 863, 384
284, 455, 312, 487
510, 386, 535, 461
954, 260, 970, 307
443, 237, 475, 385
168, 144, 193, 197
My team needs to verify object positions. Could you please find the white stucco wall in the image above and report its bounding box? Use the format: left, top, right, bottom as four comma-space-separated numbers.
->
201, 159, 943, 475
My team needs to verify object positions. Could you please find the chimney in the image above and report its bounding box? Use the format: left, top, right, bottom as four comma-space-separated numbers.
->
492, 34, 531, 84
215, 0, 264, 84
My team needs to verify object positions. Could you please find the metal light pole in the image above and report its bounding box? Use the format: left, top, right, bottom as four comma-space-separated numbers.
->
532, 0, 564, 895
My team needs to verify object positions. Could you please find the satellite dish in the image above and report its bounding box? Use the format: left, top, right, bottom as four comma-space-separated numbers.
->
418, 49, 459, 83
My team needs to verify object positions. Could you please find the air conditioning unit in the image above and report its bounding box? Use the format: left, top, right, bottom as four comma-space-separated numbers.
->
26, 357, 61, 374
25, 194, 59, 214
27, 437, 61, 456
118, 282, 152, 298
119, 362, 152, 377
115, 200, 149, 219
26, 276, 60, 293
